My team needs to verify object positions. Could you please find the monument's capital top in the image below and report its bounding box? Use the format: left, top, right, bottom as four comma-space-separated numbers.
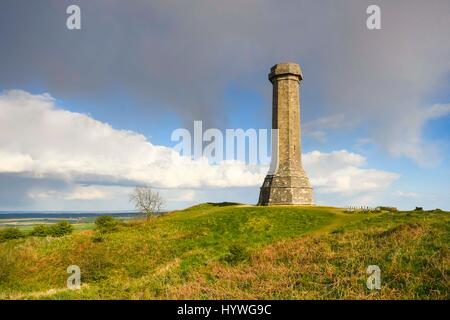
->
268, 62, 303, 83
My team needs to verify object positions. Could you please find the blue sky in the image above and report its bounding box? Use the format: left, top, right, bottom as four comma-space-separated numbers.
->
0, 0, 449, 211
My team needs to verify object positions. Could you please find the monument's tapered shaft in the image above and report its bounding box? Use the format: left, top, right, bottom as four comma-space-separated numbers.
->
258, 62, 313, 205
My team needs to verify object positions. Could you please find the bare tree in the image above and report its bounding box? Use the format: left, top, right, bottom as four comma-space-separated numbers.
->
129, 187, 164, 219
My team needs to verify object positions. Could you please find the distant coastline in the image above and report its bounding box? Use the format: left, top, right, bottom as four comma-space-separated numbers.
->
0, 211, 144, 228
0, 211, 139, 219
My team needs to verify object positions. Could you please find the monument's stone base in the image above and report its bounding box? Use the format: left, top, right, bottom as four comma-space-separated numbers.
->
258, 174, 313, 205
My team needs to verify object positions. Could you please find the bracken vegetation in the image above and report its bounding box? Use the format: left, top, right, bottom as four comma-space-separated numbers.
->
0, 203, 448, 299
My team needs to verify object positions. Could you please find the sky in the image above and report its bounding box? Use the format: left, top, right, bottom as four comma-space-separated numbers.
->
0, 0, 449, 211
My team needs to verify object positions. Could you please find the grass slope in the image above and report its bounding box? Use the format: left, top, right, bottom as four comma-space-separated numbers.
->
0, 203, 448, 299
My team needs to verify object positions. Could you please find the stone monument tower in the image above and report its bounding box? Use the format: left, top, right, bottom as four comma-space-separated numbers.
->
258, 62, 313, 205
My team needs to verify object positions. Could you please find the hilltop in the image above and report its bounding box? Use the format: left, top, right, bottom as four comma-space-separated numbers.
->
0, 203, 448, 299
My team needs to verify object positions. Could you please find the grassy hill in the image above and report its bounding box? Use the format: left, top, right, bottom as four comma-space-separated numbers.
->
0, 203, 448, 299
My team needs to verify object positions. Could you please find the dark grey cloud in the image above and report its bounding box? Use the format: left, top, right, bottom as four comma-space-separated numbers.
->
0, 0, 381, 123
0, 174, 69, 209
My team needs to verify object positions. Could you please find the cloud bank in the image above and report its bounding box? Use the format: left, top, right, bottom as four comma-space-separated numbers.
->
304, 150, 399, 195
0, 90, 398, 209
0, 90, 265, 190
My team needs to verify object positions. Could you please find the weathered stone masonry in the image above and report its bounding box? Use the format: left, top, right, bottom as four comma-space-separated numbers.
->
258, 62, 313, 205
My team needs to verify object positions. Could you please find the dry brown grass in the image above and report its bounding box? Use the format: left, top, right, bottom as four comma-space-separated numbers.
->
164, 220, 449, 299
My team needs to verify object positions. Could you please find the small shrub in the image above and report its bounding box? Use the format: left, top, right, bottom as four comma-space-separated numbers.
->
0, 228, 25, 242
222, 243, 250, 265
415, 207, 424, 211
30, 224, 50, 237
30, 222, 73, 238
95, 216, 118, 234
92, 233, 104, 243
48, 221, 73, 237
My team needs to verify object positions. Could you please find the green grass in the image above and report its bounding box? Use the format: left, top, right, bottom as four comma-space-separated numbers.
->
0, 222, 96, 236
0, 203, 448, 299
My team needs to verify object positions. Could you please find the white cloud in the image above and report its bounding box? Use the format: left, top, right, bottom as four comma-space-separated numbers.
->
303, 150, 399, 195
0, 90, 264, 189
0, 150, 33, 173
164, 190, 197, 202
391, 190, 419, 198
29, 185, 110, 200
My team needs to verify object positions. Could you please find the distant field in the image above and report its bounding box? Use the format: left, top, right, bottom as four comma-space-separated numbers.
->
0, 212, 140, 232
0, 203, 448, 299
